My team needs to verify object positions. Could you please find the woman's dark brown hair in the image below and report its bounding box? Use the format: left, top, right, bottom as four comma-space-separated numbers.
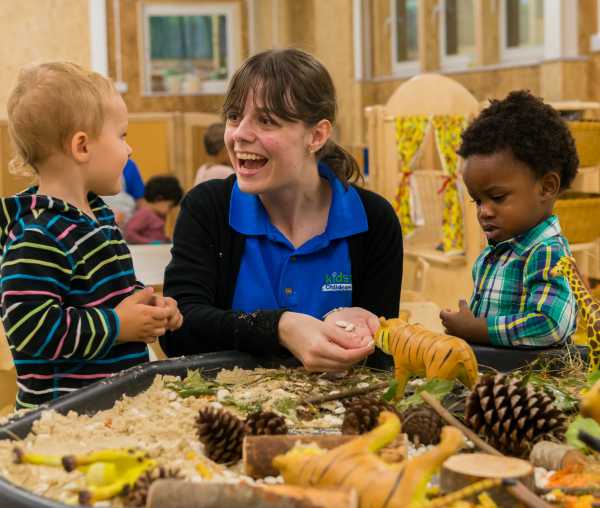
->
222, 48, 361, 185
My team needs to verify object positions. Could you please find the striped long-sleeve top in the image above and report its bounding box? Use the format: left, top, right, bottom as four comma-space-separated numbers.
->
0, 191, 149, 409
470, 215, 577, 348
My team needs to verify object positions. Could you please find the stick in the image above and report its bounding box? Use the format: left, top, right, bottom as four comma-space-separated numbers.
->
420, 391, 500, 456
420, 391, 553, 508
146, 480, 358, 508
301, 381, 388, 405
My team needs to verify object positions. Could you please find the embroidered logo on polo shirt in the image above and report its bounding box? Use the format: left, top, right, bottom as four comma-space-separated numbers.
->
321, 271, 352, 292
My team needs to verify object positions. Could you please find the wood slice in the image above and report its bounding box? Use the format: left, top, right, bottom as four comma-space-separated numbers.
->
441, 453, 534, 508
243, 434, 354, 479
146, 480, 358, 508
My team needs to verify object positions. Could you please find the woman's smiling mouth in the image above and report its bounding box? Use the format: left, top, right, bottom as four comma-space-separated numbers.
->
235, 152, 269, 176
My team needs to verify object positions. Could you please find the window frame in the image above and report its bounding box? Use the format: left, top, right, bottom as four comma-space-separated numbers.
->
390, 0, 420, 77
438, 0, 474, 71
140, 2, 241, 96
499, 0, 544, 64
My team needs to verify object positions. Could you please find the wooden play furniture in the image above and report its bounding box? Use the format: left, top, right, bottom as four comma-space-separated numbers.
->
365, 74, 482, 310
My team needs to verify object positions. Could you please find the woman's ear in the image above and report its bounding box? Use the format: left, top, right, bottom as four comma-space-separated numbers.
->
308, 119, 332, 153
70, 131, 90, 163
540, 171, 561, 199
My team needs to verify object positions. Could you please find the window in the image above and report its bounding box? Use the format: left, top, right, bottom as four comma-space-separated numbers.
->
441, 0, 475, 69
141, 3, 240, 96
501, 0, 544, 61
391, 0, 419, 75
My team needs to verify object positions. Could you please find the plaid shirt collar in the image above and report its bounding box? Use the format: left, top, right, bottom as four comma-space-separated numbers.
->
485, 215, 562, 257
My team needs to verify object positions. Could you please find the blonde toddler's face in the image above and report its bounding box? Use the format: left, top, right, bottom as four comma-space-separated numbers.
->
86, 94, 132, 196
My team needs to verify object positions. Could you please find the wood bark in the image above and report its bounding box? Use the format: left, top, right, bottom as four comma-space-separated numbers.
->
243, 434, 354, 478
146, 480, 358, 508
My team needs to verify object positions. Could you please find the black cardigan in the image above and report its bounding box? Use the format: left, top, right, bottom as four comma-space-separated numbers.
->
160, 175, 403, 357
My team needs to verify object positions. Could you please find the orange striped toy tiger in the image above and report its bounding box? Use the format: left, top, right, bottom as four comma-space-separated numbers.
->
374, 317, 479, 398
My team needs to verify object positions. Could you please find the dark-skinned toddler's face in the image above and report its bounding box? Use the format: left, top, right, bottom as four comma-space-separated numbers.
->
462, 149, 556, 243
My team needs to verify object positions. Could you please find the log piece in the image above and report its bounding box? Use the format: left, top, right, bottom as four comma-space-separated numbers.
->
441, 453, 534, 508
243, 434, 354, 479
421, 391, 552, 508
146, 480, 358, 508
529, 441, 588, 470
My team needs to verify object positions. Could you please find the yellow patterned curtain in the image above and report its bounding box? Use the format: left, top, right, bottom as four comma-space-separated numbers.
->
393, 116, 429, 236
432, 115, 466, 253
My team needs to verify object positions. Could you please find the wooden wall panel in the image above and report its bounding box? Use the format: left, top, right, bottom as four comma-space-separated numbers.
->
474, 0, 500, 66
370, 0, 392, 77
359, 64, 542, 112
313, 0, 357, 149
418, 0, 439, 72
0, 0, 91, 114
127, 114, 176, 182
284, 0, 316, 51
591, 54, 600, 102
578, 0, 597, 56
540, 60, 590, 102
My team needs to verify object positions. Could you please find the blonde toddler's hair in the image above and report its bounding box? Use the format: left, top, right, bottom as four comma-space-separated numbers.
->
7, 61, 117, 173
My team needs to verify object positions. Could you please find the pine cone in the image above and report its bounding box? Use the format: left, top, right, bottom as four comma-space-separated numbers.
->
342, 396, 397, 434
401, 405, 444, 446
195, 407, 246, 464
123, 466, 183, 507
465, 373, 567, 457
244, 411, 288, 436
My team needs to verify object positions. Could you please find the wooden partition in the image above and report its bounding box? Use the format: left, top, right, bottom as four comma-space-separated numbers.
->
365, 74, 483, 309
182, 112, 222, 190
127, 112, 184, 184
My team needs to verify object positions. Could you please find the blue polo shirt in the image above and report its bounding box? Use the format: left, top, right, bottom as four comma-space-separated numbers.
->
230, 164, 368, 318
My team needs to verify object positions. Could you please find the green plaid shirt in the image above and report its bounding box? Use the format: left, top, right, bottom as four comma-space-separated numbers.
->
470, 215, 576, 348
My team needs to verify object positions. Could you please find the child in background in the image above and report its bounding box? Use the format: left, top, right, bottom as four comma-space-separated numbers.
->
125, 175, 183, 244
103, 159, 146, 226
440, 91, 578, 348
193, 122, 234, 186
0, 62, 183, 409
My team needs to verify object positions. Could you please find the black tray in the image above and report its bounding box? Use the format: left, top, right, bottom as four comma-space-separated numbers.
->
0, 345, 587, 508
0, 351, 297, 508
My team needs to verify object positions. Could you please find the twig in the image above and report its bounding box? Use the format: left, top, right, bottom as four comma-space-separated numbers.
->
301, 381, 388, 405
420, 391, 553, 508
420, 391, 499, 456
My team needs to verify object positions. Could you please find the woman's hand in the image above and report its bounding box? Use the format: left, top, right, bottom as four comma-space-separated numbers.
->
278, 312, 374, 371
323, 307, 380, 346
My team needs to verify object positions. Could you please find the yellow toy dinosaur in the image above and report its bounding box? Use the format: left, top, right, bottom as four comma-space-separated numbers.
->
374, 317, 479, 398
273, 411, 465, 508
581, 379, 600, 425
13, 447, 156, 504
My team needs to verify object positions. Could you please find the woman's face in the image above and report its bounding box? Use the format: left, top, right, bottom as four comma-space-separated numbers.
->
224, 90, 315, 195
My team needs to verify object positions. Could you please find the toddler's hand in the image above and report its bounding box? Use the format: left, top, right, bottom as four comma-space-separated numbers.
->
152, 294, 183, 331
440, 299, 473, 338
115, 287, 170, 343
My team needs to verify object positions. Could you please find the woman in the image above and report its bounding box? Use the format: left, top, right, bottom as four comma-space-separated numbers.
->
161, 49, 402, 371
